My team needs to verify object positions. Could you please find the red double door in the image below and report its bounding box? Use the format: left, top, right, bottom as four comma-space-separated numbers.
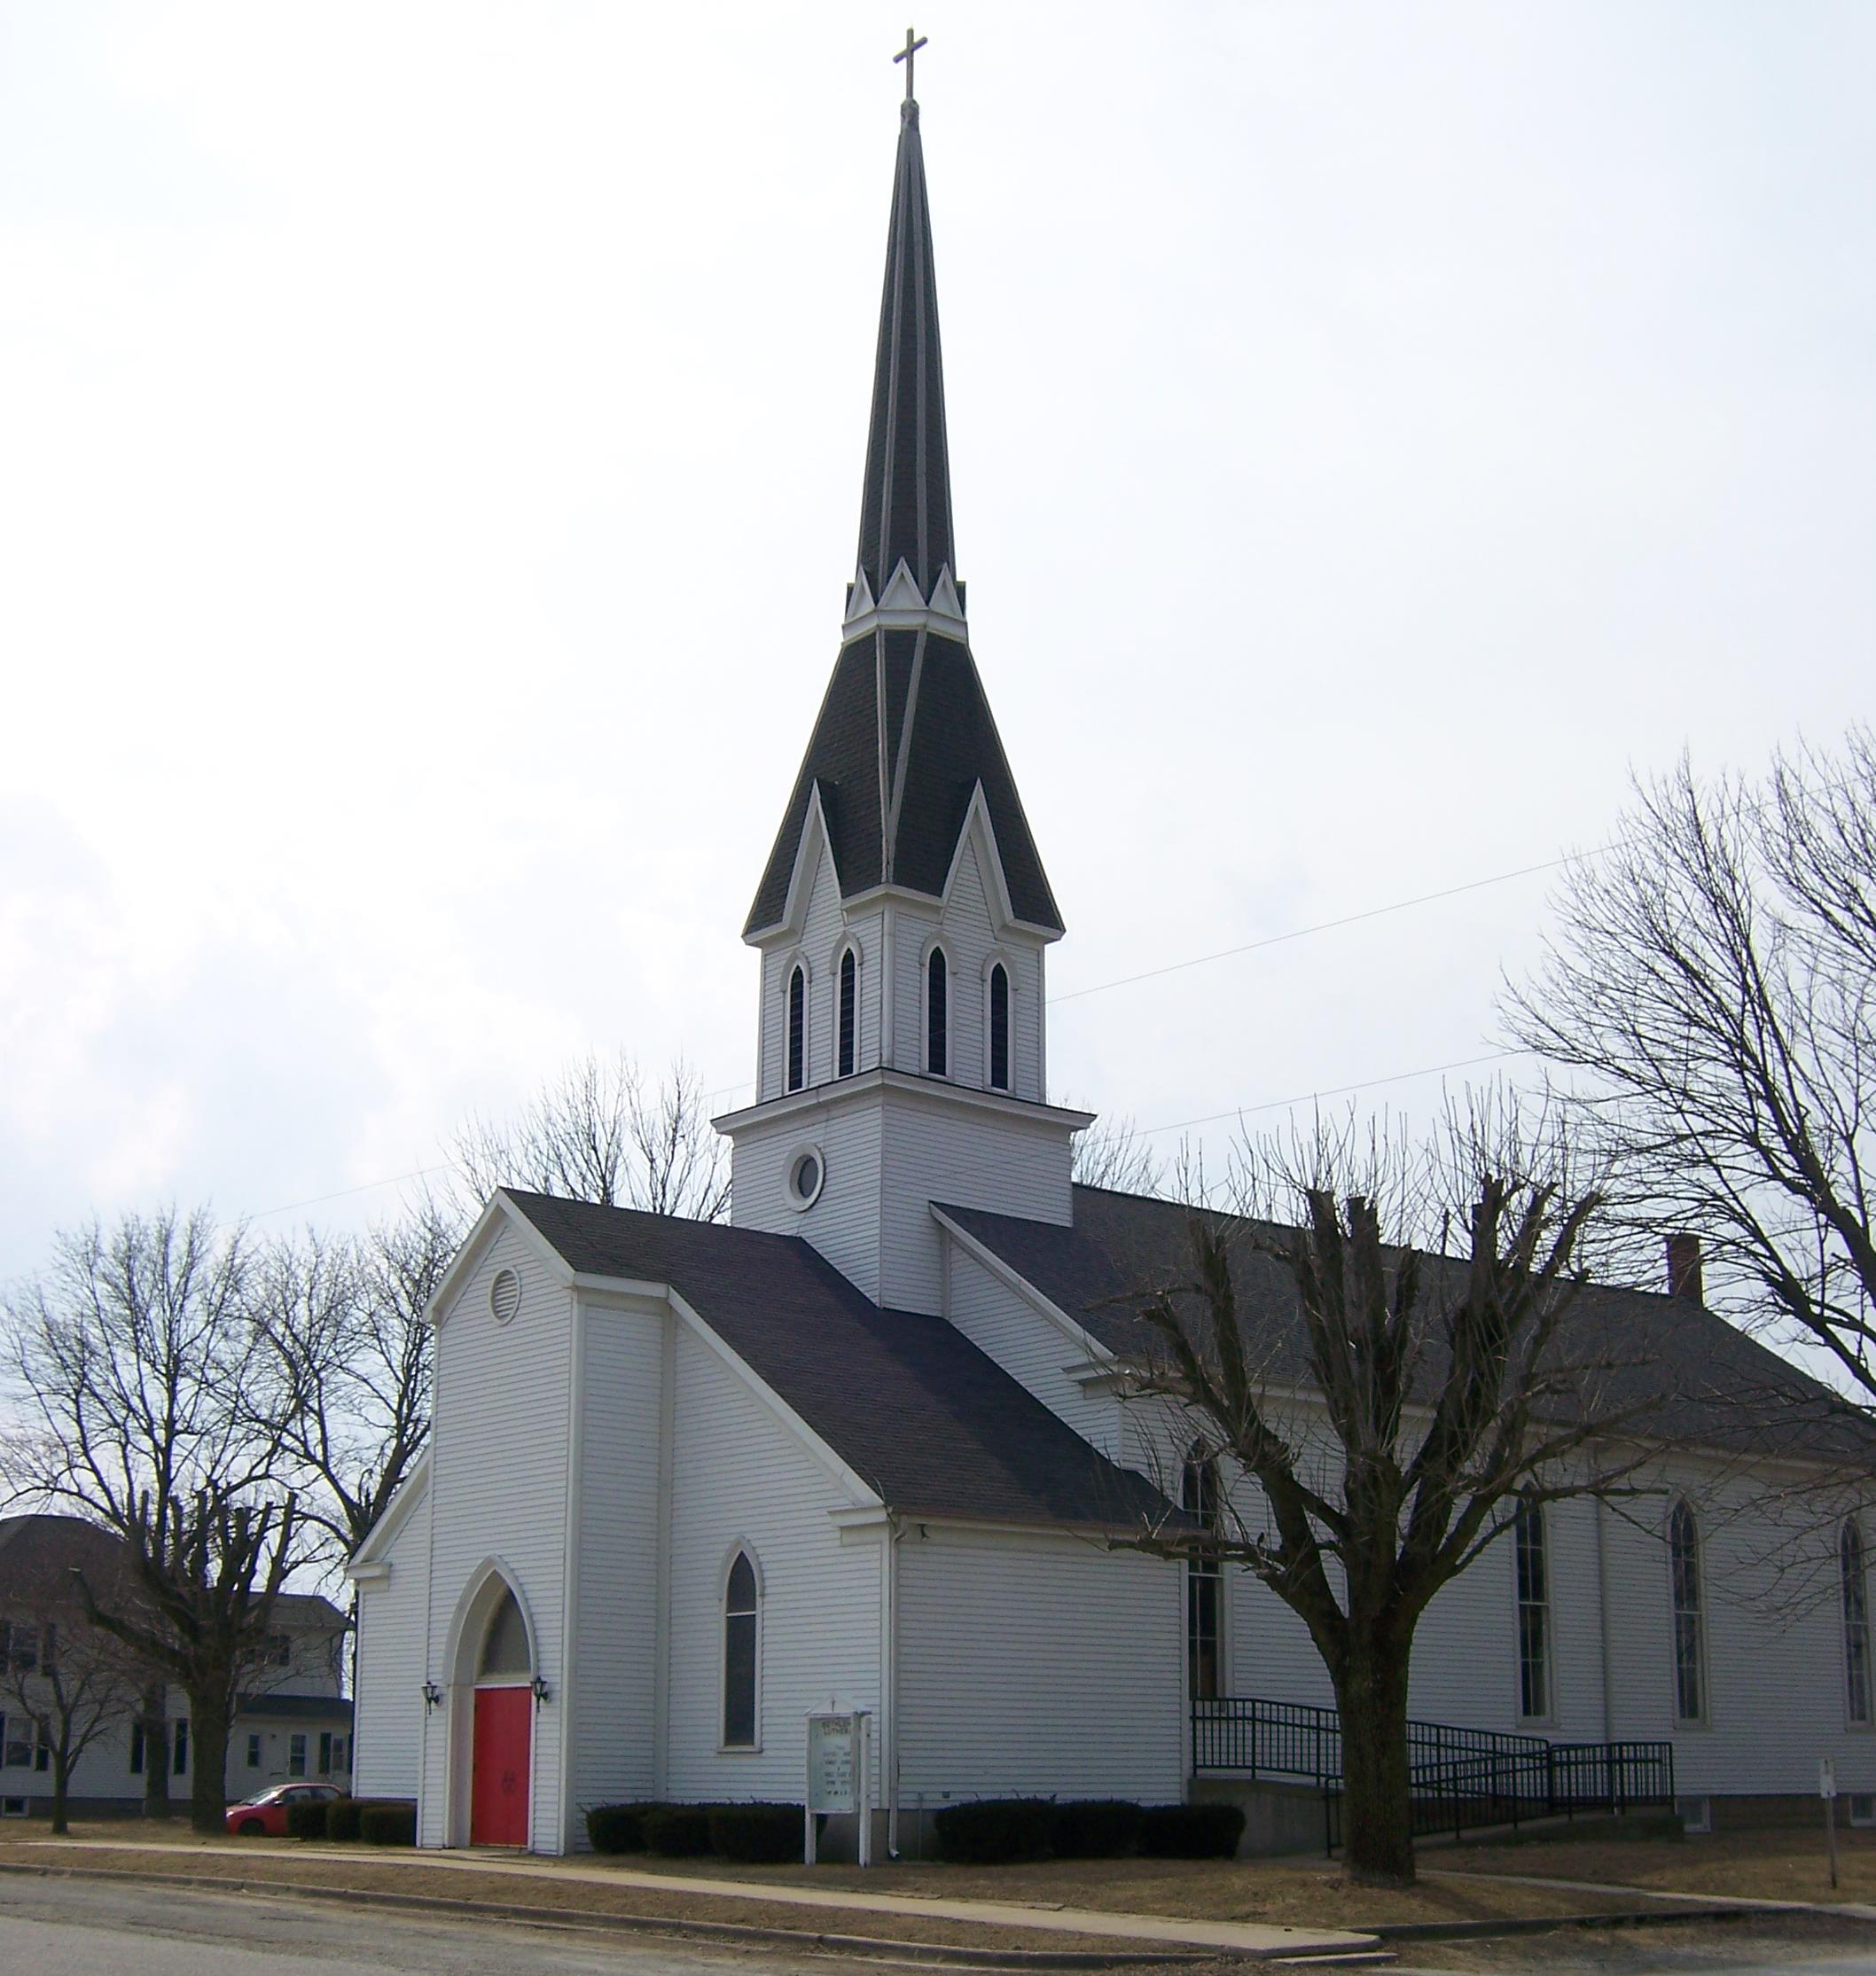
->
470, 1684, 532, 1846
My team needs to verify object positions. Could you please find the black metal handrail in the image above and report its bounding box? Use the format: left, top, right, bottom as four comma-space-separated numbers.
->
1191, 1696, 1675, 1854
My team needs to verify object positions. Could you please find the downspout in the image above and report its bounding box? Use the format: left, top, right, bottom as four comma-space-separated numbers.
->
884, 1511, 903, 1859
652, 1305, 677, 1802
558, 1294, 587, 1854
1595, 1495, 1614, 1746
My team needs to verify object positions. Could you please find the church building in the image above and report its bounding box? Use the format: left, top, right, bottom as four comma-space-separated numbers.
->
349, 69, 1876, 1855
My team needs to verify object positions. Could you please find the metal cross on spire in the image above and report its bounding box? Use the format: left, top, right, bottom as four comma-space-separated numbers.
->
894, 27, 927, 101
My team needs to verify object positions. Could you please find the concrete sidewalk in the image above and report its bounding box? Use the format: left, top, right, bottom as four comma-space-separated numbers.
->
10, 1836, 1381, 1961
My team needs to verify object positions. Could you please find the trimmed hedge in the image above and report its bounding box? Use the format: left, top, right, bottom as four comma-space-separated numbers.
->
586, 1803, 648, 1855
1137, 1802, 1244, 1860
324, 1797, 366, 1842
707, 1802, 801, 1863
1051, 1799, 1144, 1860
934, 1798, 1055, 1865
358, 1800, 418, 1847
285, 1797, 332, 1840
641, 1803, 713, 1857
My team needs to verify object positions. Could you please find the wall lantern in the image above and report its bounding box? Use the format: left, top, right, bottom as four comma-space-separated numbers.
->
530, 1675, 551, 1708
421, 1681, 442, 1712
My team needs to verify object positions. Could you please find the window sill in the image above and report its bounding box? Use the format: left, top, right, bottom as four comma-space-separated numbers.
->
717, 1743, 762, 1756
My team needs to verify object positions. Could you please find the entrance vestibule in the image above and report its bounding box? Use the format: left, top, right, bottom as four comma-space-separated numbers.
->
469, 1584, 533, 1847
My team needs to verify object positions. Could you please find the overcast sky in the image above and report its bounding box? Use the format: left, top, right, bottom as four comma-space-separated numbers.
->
2, 1, 1871, 1281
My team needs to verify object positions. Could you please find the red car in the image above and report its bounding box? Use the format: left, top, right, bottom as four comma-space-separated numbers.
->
225, 1781, 344, 1837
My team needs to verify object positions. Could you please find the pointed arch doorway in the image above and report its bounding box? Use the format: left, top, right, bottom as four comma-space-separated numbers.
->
469, 1585, 533, 1846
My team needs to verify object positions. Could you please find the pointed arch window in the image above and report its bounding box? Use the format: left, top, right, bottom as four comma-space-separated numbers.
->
838, 949, 857, 1079
988, 962, 1011, 1092
1669, 1500, 1706, 1723
786, 965, 806, 1093
723, 1550, 760, 1749
926, 949, 948, 1078
1514, 1496, 1551, 1721
1845, 1519, 1871, 1726
479, 1586, 531, 1682
1182, 1449, 1222, 1701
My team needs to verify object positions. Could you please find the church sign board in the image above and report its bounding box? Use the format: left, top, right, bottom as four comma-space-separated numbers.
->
804, 1710, 872, 1865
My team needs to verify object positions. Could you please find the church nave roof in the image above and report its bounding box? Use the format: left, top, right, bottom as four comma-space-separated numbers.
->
503, 1188, 1169, 1532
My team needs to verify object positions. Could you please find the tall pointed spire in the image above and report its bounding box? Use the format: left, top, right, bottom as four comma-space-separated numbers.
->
855, 85, 956, 602
744, 44, 1063, 944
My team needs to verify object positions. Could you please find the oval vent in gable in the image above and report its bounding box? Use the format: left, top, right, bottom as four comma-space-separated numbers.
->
489, 1267, 522, 1326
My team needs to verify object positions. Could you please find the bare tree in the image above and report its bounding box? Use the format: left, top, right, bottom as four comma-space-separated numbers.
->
253, 1192, 456, 1564
454, 1051, 730, 1221
0, 1208, 301, 1834
1507, 730, 1876, 1399
1072, 1114, 1165, 1195
0, 1541, 140, 1833
1114, 1104, 1653, 1886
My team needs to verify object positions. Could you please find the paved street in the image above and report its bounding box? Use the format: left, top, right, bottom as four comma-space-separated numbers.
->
0, 1874, 844, 1976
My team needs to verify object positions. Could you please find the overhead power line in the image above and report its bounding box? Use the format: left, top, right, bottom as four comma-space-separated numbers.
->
237, 849, 1598, 1223
1047, 848, 1609, 1008
249, 1166, 449, 1222
1132, 1048, 1530, 1139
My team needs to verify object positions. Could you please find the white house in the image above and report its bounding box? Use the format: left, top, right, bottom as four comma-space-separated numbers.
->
348, 77, 1876, 1856
0, 1514, 352, 1817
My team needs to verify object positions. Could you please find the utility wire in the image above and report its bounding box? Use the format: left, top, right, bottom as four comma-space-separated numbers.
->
239, 851, 1596, 1222
1047, 848, 1609, 1007
249, 1167, 451, 1222
1131, 1048, 1530, 1139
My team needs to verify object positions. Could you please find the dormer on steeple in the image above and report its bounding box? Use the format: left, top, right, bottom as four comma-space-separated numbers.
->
720, 50, 1090, 1317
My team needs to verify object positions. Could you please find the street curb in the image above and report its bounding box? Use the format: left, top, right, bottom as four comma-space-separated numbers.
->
1372, 1902, 1825, 1942
0, 1859, 1220, 1966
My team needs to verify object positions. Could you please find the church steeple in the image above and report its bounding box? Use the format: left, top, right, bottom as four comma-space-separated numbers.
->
855, 90, 956, 605
722, 42, 1089, 1313
746, 63, 1061, 944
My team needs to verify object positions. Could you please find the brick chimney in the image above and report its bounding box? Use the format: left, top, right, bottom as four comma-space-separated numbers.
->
1666, 1232, 1704, 1302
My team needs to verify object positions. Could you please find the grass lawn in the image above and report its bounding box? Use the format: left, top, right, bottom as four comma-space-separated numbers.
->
0, 1818, 1638, 1931
632, 1852, 1644, 1929
14, 1814, 1874, 1935
1444, 1823, 1876, 1907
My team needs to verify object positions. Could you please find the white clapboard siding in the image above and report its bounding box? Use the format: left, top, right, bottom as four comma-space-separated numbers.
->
731, 1084, 1072, 1316
567, 1298, 666, 1821
896, 1528, 1184, 1805
731, 1101, 887, 1297
352, 1480, 433, 1800
418, 1219, 573, 1850
661, 1322, 882, 1803
1624, 1471, 1876, 1798
878, 1099, 1073, 1314
943, 1242, 1120, 1456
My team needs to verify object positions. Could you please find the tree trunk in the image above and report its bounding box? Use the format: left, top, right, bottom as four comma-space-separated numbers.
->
140, 1687, 169, 1816
51, 1748, 70, 1837
1335, 1644, 1416, 1886
186, 1687, 232, 1837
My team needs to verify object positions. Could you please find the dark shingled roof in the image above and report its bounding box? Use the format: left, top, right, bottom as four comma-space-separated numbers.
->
857, 97, 954, 602
942, 1186, 1876, 1464
503, 1190, 1168, 1531
746, 629, 1062, 936
238, 1692, 354, 1723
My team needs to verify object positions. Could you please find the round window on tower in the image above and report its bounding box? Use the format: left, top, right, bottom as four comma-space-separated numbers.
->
489, 1268, 522, 1325
786, 1145, 826, 1212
